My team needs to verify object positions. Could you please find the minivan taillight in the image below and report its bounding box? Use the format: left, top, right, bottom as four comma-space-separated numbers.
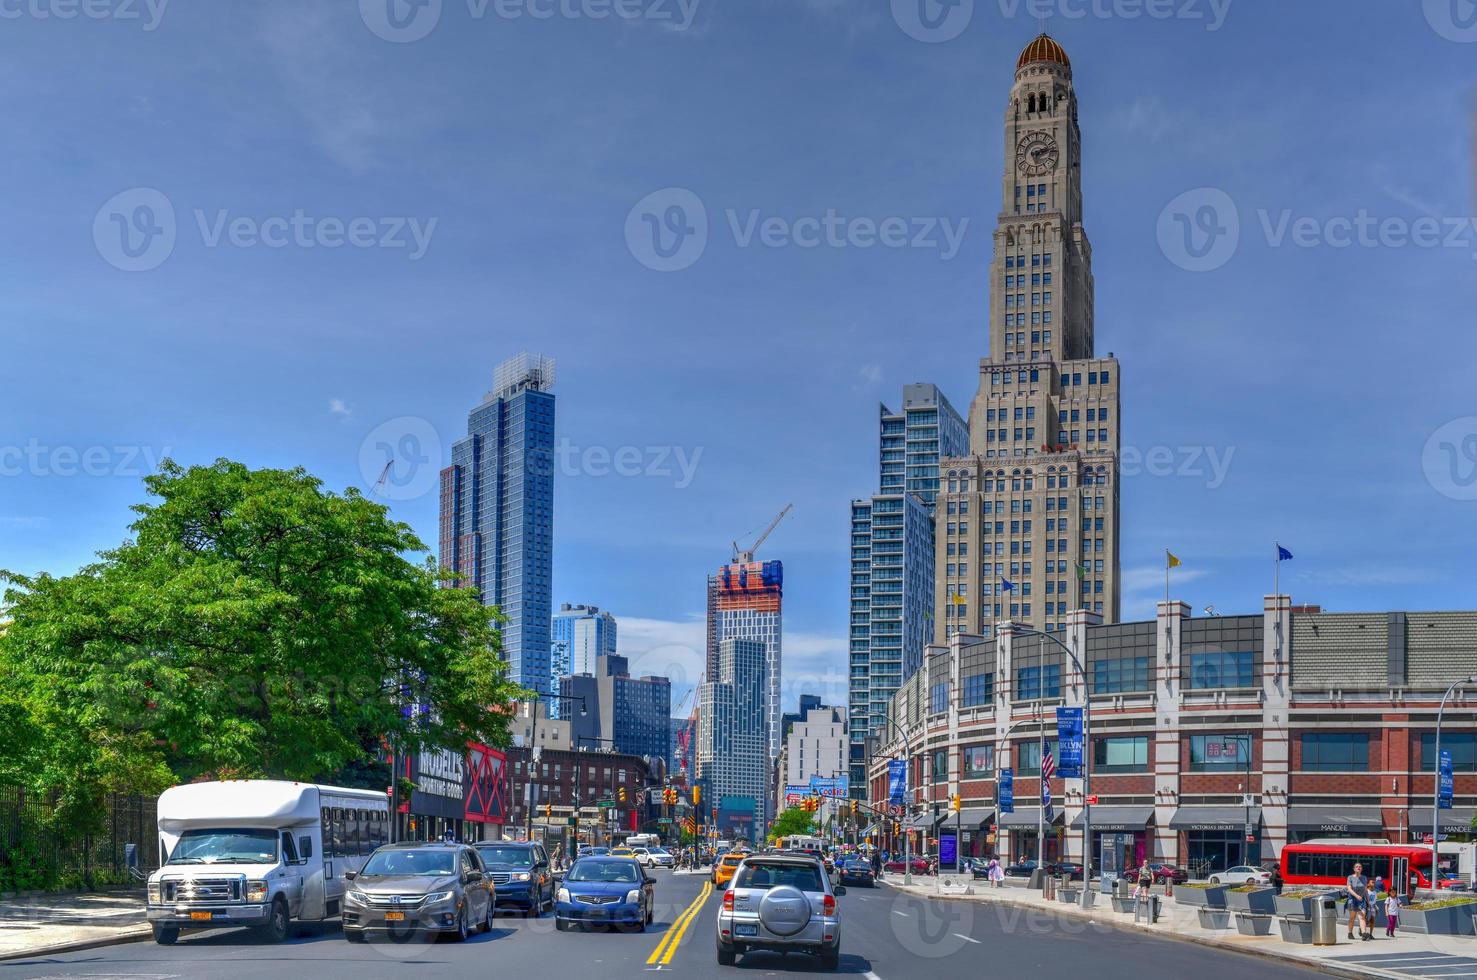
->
822, 894, 836, 915
723, 889, 735, 910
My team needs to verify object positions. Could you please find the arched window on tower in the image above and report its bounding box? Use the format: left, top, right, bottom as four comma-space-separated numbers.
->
1027, 93, 1036, 113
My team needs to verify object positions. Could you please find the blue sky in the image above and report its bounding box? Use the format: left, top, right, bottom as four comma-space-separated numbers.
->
2, 0, 1475, 713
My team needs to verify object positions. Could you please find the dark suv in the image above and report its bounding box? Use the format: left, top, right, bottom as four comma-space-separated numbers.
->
474, 841, 554, 915
342, 842, 494, 942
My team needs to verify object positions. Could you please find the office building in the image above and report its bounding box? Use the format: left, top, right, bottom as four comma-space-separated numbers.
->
698, 638, 768, 836
937, 35, 1121, 643
440, 353, 557, 699
559, 654, 671, 763
707, 560, 783, 764
550, 603, 617, 716
784, 705, 847, 789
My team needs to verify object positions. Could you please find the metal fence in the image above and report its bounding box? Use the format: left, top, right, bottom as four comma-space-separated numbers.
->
0, 786, 158, 891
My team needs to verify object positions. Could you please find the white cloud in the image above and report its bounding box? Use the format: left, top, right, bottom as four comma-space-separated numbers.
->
857, 363, 882, 385
0, 516, 49, 530
328, 398, 353, 421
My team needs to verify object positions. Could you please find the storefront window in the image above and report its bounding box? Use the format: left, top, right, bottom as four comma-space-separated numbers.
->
1188, 734, 1252, 772
1092, 736, 1148, 773
962, 745, 994, 777
1016, 739, 1058, 775
1300, 733, 1370, 772
1419, 732, 1477, 772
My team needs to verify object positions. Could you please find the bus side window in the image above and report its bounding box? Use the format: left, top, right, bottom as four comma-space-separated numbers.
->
353, 809, 365, 856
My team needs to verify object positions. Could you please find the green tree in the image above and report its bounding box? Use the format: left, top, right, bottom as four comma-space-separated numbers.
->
767, 806, 817, 842
0, 459, 525, 832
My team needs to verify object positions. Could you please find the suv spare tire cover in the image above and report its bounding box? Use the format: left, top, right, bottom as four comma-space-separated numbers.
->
758, 885, 811, 937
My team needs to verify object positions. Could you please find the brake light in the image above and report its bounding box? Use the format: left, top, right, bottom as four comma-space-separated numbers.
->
822, 894, 836, 915
723, 890, 734, 910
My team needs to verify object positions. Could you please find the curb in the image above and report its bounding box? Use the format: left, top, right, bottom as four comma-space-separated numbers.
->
0, 927, 151, 963
879, 882, 1411, 980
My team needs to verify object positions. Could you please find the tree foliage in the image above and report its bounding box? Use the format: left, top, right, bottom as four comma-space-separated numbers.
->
767, 806, 817, 841
0, 459, 525, 830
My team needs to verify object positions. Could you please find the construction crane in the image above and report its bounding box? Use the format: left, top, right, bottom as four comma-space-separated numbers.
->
731, 504, 793, 564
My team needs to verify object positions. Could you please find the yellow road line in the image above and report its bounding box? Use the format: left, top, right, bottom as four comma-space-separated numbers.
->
660, 880, 711, 965
646, 879, 712, 965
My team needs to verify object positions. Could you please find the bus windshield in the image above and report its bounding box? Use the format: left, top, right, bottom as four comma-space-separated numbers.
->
167, 829, 278, 865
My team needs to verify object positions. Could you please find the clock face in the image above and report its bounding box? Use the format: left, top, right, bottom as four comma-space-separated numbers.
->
1016, 131, 1059, 176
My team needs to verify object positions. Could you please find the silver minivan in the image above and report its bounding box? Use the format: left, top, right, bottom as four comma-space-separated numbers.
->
715, 854, 841, 970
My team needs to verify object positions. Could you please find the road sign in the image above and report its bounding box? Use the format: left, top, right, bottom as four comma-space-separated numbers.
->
567, 817, 577, 825
597, 799, 617, 809
1085, 794, 1099, 805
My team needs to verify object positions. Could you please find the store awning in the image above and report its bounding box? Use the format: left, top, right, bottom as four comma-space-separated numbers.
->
861, 823, 880, 837
997, 807, 1062, 829
1169, 806, 1263, 832
1070, 806, 1155, 832
1408, 808, 1477, 835
1286, 805, 1384, 833
954, 808, 994, 829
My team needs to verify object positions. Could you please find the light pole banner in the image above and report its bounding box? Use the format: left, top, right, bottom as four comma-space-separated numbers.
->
887, 759, 908, 806
1057, 707, 1084, 779
1439, 749, 1454, 810
999, 768, 1014, 814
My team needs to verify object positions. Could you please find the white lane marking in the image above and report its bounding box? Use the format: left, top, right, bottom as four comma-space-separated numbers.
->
865, 972, 884, 980
954, 933, 981, 944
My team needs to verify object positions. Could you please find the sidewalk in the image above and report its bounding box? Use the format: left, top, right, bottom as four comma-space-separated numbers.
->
880, 876, 1477, 980
0, 891, 150, 961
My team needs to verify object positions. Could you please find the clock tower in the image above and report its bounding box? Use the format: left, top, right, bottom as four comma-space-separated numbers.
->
935, 34, 1122, 641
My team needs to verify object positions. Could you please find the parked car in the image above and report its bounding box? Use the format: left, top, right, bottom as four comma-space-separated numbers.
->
1208, 865, 1270, 886
555, 857, 654, 932
1145, 863, 1189, 884
1005, 859, 1039, 878
342, 842, 494, 942
474, 840, 554, 915
716, 853, 841, 970
883, 856, 931, 876
1047, 861, 1084, 881
835, 857, 875, 887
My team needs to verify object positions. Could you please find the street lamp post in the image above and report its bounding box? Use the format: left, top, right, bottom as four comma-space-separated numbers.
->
883, 714, 916, 886
1002, 624, 1092, 906
1432, 676, 1474, 887
524, 694, 588, 840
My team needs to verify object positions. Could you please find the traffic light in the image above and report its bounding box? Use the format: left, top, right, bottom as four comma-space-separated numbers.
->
664, 787, 678, 805
692, 785, 701, 806
619, 787, 627, 803
952, 794, 961, 814
851, 800, 859, 817
545, 801, 553, 819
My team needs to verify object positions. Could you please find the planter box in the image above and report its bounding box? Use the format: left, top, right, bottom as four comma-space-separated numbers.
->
1277, 916, 1313, 944
1111, 895, 1134, 913
1401, 902, 1477, 936
1176, 886, 1228, 909
1274, 893, 1332, 919
1059, 888, 1079, 904
1197, 907, 1232, 930
1235, 912, 1273, 936
1227, 888, 1277, 915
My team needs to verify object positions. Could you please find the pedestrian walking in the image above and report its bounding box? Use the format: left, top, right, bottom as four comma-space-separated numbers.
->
1269, 864, 1283, 895
1384, 892, 1400, 938
1135, 861, 1153, 904
1346, 862, 1370, 941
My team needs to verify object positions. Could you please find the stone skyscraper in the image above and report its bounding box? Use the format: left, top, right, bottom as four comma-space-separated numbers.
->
936, 35, 1121, 641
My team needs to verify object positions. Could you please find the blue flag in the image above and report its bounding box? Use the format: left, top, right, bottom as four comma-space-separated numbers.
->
1001, 578, 1015, 593
1277, 545, 1293, 561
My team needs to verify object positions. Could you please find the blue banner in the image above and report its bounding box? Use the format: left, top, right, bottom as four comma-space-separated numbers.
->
887, 759, 908, 806
1439, 749, 1454, 810
1057, 707, 1084, 779
1042, 773, 1053, 824
998, 768, 1014, 814
939, 834, 957, 867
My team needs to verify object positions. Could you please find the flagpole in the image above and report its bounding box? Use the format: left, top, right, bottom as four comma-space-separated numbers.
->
1273, 541, 1280, 600
1164, 549, 1170, 607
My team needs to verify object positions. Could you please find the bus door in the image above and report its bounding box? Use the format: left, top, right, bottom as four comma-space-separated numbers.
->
1392, 856, 1413, 900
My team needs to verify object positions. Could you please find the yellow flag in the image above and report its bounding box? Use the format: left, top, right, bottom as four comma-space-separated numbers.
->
951, 592, 966, 606
1166, 550, 1182, 569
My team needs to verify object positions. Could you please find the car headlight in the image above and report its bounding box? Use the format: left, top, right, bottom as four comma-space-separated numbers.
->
346, 889, 370, 905
557, 887, 570, 903
513, 872, 532, 882
246, 880, 269, 903
147, 882, 161, 904
625, 889, 642, 905
423, 890, 456, 904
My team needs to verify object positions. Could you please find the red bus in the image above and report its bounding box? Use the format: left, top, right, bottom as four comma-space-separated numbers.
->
1281, 841, 1435, 898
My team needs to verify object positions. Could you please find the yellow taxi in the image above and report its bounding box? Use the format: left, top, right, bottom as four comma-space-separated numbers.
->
712, 851, 745, 888
611, 847, 636, 858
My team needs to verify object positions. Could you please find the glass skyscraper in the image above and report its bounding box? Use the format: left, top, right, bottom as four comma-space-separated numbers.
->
550, 603, 617, 718
847, 383, 967, 794
440, 353, 557, 700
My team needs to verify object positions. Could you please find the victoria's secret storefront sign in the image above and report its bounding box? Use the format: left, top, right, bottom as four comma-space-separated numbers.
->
399, 742, 506, 824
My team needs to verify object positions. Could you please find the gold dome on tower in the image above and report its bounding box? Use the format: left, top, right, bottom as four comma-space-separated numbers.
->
1016, 33, 1070, 70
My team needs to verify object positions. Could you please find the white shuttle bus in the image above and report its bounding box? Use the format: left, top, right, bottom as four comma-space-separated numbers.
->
146, 779, 390, 945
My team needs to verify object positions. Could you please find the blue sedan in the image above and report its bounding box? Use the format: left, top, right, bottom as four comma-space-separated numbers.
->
555, 857, 654, 932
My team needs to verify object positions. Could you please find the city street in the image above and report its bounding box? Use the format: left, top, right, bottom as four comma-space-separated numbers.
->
0, 872, 1327, 979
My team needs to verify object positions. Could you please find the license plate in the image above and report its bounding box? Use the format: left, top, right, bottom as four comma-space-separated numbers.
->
190, 911, 213, 921
735, 924, 759, 937
384, 911, 406, 922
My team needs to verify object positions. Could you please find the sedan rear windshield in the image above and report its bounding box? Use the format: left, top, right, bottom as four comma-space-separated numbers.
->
360, 849, 457, 877
476, 846, 534, 867
734, 863, 824, 892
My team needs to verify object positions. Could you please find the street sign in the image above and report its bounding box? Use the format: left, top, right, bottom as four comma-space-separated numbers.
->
1085, 794, 1099, 805
567, 817, 577, 826
596, 799, 617, 809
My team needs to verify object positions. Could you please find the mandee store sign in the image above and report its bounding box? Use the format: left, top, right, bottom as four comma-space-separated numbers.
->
405, 742, 506, 824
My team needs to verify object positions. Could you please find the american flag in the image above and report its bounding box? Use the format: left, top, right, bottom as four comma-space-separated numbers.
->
1041, 745, 1056, 781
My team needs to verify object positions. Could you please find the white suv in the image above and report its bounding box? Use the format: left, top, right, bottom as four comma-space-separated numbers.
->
715, 854, 841, 970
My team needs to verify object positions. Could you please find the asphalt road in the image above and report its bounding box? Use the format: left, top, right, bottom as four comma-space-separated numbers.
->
0, 871, 1332, 979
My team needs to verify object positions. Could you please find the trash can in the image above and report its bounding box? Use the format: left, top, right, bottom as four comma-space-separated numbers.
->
1312, 895, 1340, 946
1115, 877, 1134, 901
1043, 874, 1056, 901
